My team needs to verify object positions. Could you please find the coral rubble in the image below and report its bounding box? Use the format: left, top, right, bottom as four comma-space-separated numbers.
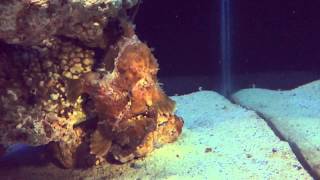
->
0, 0, 183, 168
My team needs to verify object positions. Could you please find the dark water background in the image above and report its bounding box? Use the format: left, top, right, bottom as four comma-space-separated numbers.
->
135, 0, 320, 95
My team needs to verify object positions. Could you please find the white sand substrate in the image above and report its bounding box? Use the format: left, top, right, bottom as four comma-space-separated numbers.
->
233, 80, 320, 177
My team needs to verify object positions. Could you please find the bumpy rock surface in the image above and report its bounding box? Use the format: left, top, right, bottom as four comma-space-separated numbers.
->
0, 0, 138, 48
0, 0, 183, 169
0, 39, 94, 147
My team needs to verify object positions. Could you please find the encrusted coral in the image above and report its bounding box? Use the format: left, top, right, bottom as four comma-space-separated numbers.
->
0, 1, 183, 169
0, 0, 138, 47
0, 39, 95, 147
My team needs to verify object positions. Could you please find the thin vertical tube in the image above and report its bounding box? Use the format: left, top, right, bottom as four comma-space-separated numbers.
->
220, 0, 232, 97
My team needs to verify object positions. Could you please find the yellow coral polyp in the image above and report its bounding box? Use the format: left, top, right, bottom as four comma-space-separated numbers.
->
69, 109, 86, 126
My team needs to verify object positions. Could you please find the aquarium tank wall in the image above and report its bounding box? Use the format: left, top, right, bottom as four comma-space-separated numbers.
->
1, 0, 320, 179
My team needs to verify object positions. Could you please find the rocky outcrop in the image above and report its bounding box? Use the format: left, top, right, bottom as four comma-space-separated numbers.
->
0, 0, 138, 48
0, 0, 184, 168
